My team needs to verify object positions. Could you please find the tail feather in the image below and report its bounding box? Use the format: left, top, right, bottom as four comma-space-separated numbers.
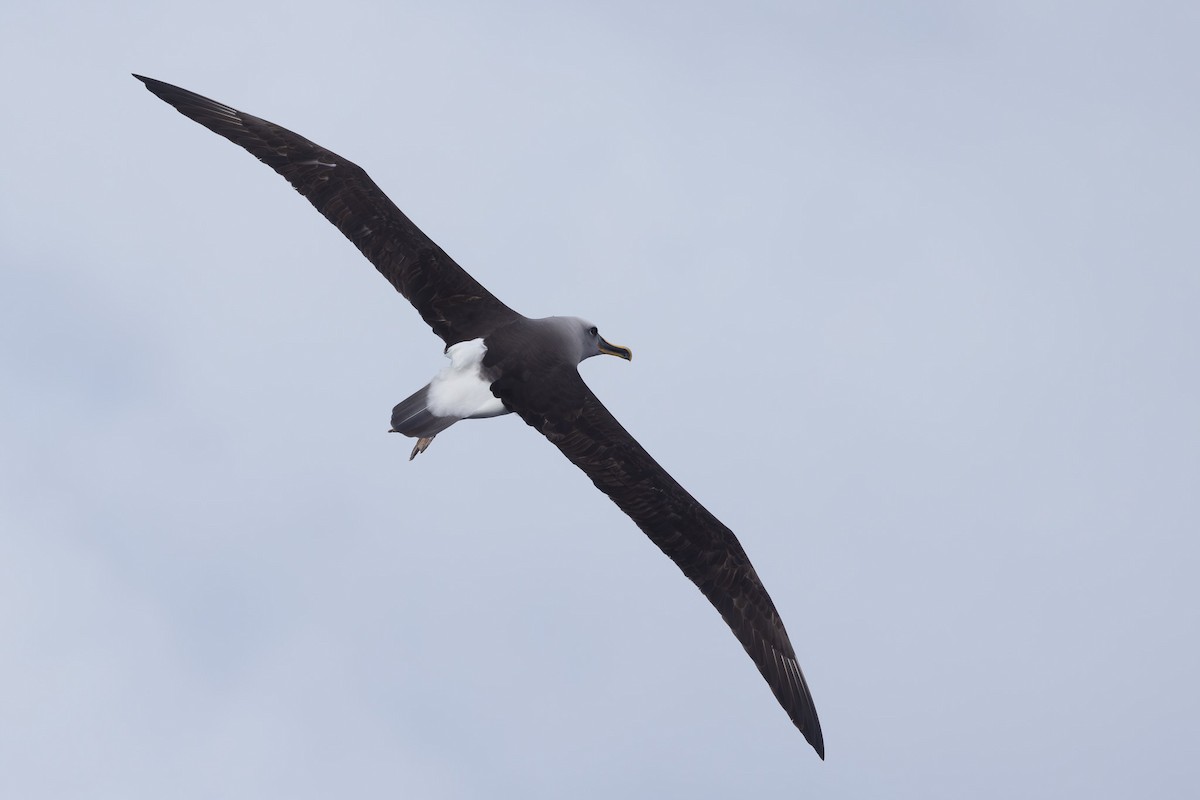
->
390, 385, 459, 438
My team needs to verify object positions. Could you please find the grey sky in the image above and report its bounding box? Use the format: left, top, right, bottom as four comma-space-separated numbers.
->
2, 1, 1198, 797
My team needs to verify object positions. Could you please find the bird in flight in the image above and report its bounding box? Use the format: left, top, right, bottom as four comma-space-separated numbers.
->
135, 75, 825, 759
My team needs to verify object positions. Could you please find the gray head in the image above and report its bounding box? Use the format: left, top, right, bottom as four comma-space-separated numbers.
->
543, 316, 633, 365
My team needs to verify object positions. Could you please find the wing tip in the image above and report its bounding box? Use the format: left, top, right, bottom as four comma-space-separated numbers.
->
776, 647, 825, 759
793, 700, 825, 759
133, 74, 238, 119
132, 73, 162, 92
808, 728, 826, 760
133, 73, 183, 106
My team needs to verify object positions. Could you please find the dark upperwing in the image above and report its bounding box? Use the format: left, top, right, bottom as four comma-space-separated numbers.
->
134, 75, 521, 346
486, 351, 825, 759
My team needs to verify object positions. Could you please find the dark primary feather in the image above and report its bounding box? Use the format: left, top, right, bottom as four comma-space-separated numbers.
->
486, 333, 825, 758
133, 75, 519, 346
136, 76, 824, 758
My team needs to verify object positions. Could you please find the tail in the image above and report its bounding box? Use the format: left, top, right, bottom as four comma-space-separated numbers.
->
390, 385, 460, 459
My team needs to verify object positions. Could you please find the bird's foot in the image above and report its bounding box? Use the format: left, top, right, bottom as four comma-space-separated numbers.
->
409, 436, 435, 461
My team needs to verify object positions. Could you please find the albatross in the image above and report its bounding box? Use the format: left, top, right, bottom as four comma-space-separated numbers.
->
135, 75, 825, 759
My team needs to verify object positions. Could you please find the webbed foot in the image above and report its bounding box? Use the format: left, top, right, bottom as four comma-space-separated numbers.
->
409, 436, 435, 461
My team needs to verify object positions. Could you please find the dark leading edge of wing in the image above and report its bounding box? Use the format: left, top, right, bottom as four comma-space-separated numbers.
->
133, 75, 519, 347
135, 76, 824, 758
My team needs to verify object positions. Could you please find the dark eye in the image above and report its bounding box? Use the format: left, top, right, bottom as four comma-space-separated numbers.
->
588, 326, 598, 337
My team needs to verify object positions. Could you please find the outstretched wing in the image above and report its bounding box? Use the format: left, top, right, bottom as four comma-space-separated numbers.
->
489, 362, 825, 758
135, 75, 520, 346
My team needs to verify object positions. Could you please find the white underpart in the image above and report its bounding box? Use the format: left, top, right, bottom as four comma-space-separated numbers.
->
426, 338, 508, 420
